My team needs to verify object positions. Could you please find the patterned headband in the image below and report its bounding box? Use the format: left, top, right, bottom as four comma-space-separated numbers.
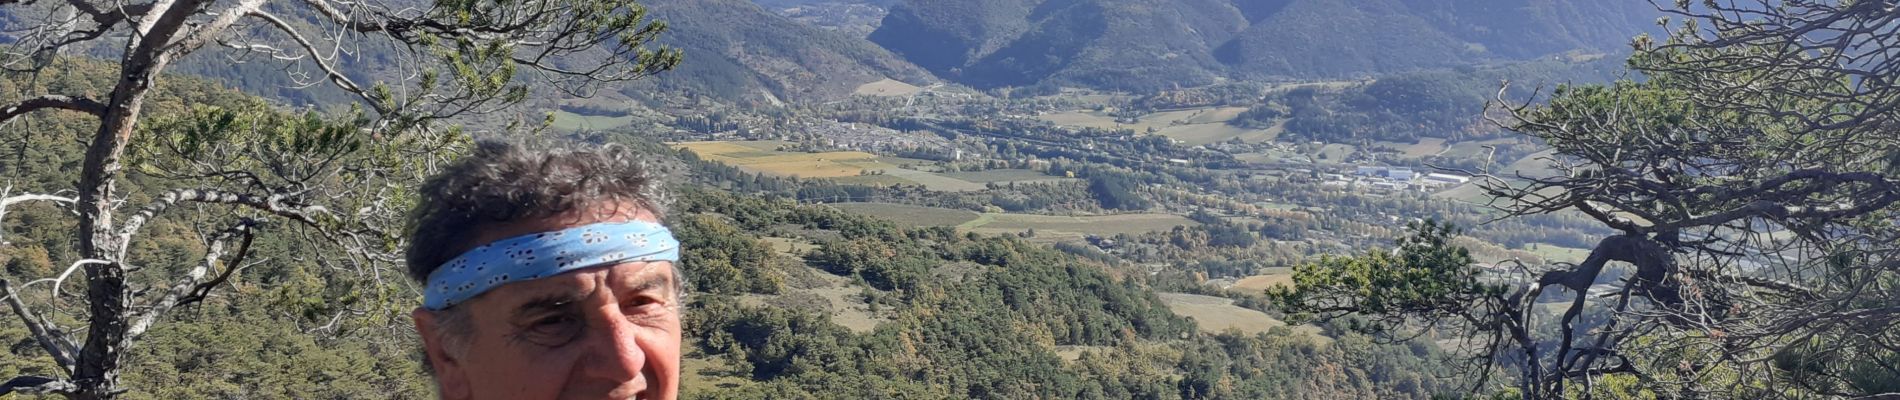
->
423, 220, 681, 310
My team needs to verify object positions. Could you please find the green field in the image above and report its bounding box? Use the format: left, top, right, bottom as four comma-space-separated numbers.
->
972, 213, 1195, 237
941, 169, 1076, 184
1503, 149, 1563, 178
1041, 106, 1271, 146
1373, 137, 1449, 158
550, 110, 636, 131
1156, 124, 1279, 146
1315, 143, 1356, 162
829, 203, 983, 227
880, 168, 988, 191
1439, 138, 1520, 159
1523, 243, 1591, 264
829, 203, 1195, 240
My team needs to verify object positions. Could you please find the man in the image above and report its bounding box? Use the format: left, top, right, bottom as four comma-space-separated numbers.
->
405, 140, 683, 400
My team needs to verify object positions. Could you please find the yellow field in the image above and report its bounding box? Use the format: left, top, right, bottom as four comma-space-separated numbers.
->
1157, 293, 1326, 341
1231, 273, 1295, 293
674, 141, 888, 178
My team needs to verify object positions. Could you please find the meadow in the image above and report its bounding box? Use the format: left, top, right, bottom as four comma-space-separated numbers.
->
678, 141, 1079, 191
827, 203, 1196, 241
1039, 106, 1279, 146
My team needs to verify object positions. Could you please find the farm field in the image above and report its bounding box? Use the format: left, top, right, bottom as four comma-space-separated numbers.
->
1523, 244, 1591, 264
828, 203, 982, 227
1373, 137, 1449, 158
677, 140, 886, 177
1156, 124, 1279, 146
1503, 149, 1563, 178
1041, 106, 1276, 146
828, 203, 1195, 240
968, 212, 1198, 241
551, 110, 636, 131
853, 78, 922, 97
879, 168, 988, 191
676, 141, 991, 190
1433, 181, 1496, 204
941, 169, 1076, 184
1315, 143, 1356, 162
1157, 293, 1325, 340
1439, 138, 1522, 159
1229, 271, 1296, 294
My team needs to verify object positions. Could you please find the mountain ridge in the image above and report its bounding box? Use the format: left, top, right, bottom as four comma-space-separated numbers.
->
872, 0, 1660, 91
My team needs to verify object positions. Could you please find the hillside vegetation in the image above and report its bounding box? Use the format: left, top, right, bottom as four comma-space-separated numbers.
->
638, 0, 936, 104
871, 0, 1658, 91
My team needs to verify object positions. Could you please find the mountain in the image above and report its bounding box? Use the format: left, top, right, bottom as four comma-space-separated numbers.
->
636, 0, 935, 105
870, 0, 1660, 91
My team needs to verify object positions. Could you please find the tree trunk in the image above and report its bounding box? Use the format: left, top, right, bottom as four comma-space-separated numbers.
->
68, 47, 163, 400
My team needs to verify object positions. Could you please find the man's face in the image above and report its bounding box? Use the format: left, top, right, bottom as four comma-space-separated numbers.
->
413, 209, 682, 400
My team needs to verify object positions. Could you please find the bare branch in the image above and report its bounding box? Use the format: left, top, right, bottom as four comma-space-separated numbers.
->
0, 187, 76, 245
125, 220, 257, 340
0, 279, 76, 371
0, 94, 105, 123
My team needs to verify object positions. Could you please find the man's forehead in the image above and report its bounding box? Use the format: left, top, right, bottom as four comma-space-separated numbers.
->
474, 260, 676, 308
452, 201, 662, 259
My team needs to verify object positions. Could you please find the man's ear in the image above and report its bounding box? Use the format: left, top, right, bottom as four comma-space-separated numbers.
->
414, 308, 473, 400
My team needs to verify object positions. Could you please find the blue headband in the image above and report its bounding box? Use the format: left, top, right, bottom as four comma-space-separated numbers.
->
423, 220, 681, 310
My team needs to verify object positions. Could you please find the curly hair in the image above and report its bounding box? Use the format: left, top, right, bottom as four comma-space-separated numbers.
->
404, 139, 671, 284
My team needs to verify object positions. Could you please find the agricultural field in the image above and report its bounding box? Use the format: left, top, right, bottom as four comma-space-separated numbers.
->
1433, 181, 1497, 205
941, 169, 1077, 184
1372, 137, 1449, 158
828, 203, 983, 227
853, 78, 922, 97
1229, 269, 1296, 294
1156, 124, 1279, 146
1040, 106, 1276, 146
968, 212, 1198, 241
1503, 149, 1563, 178
878, 168, 988, 191
1522, 243, 1591, 264
1157, 293, 1325, 340
828, 203, 1195, 241
551, 110, 636, 131
676, 141, 991, 190
1315, 143, 1356, 162
1439, 138, 1522, 159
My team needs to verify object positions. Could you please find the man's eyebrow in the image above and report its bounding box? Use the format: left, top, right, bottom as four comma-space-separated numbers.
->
512, 292, 582, 318
623, 268, 676, 296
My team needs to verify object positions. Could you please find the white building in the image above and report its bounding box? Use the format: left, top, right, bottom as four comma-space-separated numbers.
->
1425, 173, 1471, 185
1386, 168, 1416, 181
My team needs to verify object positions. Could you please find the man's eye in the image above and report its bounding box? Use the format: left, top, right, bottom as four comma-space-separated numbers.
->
533, 315, 577, 331
625, 297, 671, 318
518, 315, 582, 346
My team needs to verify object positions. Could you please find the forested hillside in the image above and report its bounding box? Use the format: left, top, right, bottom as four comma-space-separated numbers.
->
635, 0, 935, 104
871, 0, 1659, 90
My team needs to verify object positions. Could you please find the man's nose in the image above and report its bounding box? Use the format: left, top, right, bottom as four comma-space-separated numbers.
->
580, 308, 648, 383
